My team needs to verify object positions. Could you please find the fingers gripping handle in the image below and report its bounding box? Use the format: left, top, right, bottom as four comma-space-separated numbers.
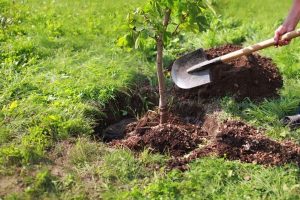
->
220, 29, 300, 63
281, 29, 300, 41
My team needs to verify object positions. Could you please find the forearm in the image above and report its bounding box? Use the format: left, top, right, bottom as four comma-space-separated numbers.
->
283, 0, 300, 28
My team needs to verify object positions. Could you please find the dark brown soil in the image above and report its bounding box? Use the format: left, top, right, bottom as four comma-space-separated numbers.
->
174, 45, 283, 101
110, 111, 209, 157
111, 113, 300, 171
107, 45, 298, 171
168, 121, 300, 171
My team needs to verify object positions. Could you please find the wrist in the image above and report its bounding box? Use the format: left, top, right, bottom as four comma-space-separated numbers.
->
283, 19, 298, 30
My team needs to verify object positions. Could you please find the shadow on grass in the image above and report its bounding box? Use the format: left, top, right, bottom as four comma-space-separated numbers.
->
86, 72, 159, 140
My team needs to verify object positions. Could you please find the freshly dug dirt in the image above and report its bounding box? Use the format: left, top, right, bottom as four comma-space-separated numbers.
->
110, 111, 209, 157
175, 45, 283, 101
94, 82, 159, 138
106, 45, 296, 171
168, 121, 300, 171
111, 114, 300, 171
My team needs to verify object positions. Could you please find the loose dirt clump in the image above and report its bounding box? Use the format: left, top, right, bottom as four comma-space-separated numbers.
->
168, 121, 300, 170
110, 111, 209, 157
175, 44, 283, 101
215, 121, 300, 165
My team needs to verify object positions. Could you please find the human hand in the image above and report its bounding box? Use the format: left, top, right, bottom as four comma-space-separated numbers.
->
274, 25, 295, 46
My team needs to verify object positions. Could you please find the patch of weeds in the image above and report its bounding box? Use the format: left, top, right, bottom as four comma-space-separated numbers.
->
0, 145, 24, 167
139, 149, 167, 168
0, 144, 44, 168
60, 147, 167, 199
60, 174, 76, 190
98, 148, 168, 199
23, 170, 58, 199
3, 194, 20, 200
0, 128, 11, 145
4, 170, 87, 199
0, 127, 52, 167
99, 149, 148, 183
123, 158, 300, 200
68, 137, 107, 167
21, 126, 52, 156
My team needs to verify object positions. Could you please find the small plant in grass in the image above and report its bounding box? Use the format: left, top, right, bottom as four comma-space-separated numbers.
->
25, 170, 57, 199
69, 137, 106, 166
119, 0, 215, 124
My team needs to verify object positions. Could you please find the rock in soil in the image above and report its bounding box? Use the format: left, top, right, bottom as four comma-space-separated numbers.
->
174, 44, 283, 101
102, 118, 136, 141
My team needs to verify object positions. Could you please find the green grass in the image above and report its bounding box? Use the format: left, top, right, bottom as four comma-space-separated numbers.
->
4, 138, 167, 199
0, 0, 152, 166
1, 0, 300, 199
123, 158, 300, 200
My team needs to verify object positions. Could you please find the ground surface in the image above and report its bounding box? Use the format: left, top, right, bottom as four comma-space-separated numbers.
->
1, 0, 300, 199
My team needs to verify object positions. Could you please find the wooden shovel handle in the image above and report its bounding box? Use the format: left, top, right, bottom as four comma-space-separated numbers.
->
221, 29, 300, 62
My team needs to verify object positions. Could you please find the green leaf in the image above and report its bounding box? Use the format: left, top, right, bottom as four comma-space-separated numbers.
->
119, 0, 216, 50
117, 35, 128, 47
9, 100, 18, 111
163, 31, 172, 45
135, 35, 140, 49
135, 25, 144, 32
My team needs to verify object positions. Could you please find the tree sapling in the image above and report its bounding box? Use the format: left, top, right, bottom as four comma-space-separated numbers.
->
119, 0, 215, 124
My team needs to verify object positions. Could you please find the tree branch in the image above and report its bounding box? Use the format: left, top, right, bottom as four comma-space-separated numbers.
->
163, 9, 171, 29
142, 12, 151, 24
172, 23, 181, 36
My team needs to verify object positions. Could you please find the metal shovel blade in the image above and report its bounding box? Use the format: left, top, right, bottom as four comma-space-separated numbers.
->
171, 48, 211, 89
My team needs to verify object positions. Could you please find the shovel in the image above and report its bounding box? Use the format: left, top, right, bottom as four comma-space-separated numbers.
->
172, 29, 300, 89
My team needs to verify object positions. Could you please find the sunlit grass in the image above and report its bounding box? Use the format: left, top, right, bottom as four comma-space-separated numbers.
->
0, 0, 151, 164
1, 0, 300, 199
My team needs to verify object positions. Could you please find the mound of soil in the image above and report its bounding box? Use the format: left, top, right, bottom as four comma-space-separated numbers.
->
109, 111, 300, 171
110, 111, 209, 157
106, 45, 295, 171
169, 121, 300, 171
175, 45, 283, 101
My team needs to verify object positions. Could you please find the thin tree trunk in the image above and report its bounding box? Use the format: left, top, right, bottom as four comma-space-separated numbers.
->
156, 35, 167, 124
156, 9, 171, 124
